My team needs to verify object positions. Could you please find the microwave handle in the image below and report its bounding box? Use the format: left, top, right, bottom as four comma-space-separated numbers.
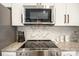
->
21, 14, 23, 23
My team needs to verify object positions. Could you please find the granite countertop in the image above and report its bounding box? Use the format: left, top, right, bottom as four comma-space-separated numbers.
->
1, 41, 79, 52
1, 41, 26, 52
56, 42, 79, 51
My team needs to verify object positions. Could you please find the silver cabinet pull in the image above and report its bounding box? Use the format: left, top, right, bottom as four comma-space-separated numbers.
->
64, 14, 66, 23
67, 14, 69, 23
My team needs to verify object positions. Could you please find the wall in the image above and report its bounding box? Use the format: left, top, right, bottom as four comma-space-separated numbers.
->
0, 4, 16, 51
0, 26, 16, 50
17, 25, 79, 43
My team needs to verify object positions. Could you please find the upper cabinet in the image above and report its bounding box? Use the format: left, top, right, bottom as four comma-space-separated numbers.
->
2, 3, 79, 26
12, 4, 24, 26
1, 3, 24, 26
1, 3, 12, 7
55, 3, 79, 26
67, 3, 79, 26
55, 3, 66, 26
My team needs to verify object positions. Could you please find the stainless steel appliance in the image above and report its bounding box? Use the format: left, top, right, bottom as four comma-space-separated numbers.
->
16, 48, 60, 56
16, 31, 25, 42
22, 4, 55, 24
16, 40, 61, 56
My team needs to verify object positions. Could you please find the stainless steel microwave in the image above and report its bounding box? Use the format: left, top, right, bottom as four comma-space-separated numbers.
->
23, 5, 55, 25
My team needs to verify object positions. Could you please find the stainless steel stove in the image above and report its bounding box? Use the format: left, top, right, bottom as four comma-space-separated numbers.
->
17, 40, 61, 56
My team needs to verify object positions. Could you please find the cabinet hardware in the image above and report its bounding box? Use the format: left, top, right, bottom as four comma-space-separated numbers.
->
64, 14, 66, 23
21, 14, 23, 23
67, 14, 69, 23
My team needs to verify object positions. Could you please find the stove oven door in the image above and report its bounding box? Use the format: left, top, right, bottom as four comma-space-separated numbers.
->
29, 50, 60, 56
29, 50, 45, 56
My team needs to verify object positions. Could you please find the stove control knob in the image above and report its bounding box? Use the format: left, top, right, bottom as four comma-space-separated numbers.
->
19, 53, 22, 56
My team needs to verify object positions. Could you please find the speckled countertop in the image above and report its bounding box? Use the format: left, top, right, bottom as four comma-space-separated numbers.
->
56, 42, 79, 51
1, 41, 26, 52
1, 41, 79, 52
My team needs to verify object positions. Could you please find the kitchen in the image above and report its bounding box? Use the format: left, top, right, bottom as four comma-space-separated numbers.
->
0, 3, 79, 56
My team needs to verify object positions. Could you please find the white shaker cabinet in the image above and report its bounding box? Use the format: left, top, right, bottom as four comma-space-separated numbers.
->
1, 3, 12, 7
55, 3, 79, 26
12, 4, 24, 26
55, 3, 66, 26
61, 51, 76, 56
67, 3, 79, 26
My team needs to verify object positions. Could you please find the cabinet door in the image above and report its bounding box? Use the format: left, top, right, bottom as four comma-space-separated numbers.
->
76, 51, 79, 56
61, 51, 76, 56
67, 3, 79, 26
2, 52, 16, 56
55, 3, 67, 26
2, 3, 12, 7
12, 4, 23, 26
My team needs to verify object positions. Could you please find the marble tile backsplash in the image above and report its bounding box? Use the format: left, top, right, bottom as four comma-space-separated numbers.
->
17, 26, 79, 42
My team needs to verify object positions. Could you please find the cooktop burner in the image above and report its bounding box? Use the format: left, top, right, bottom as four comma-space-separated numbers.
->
21, 40, 58, 49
